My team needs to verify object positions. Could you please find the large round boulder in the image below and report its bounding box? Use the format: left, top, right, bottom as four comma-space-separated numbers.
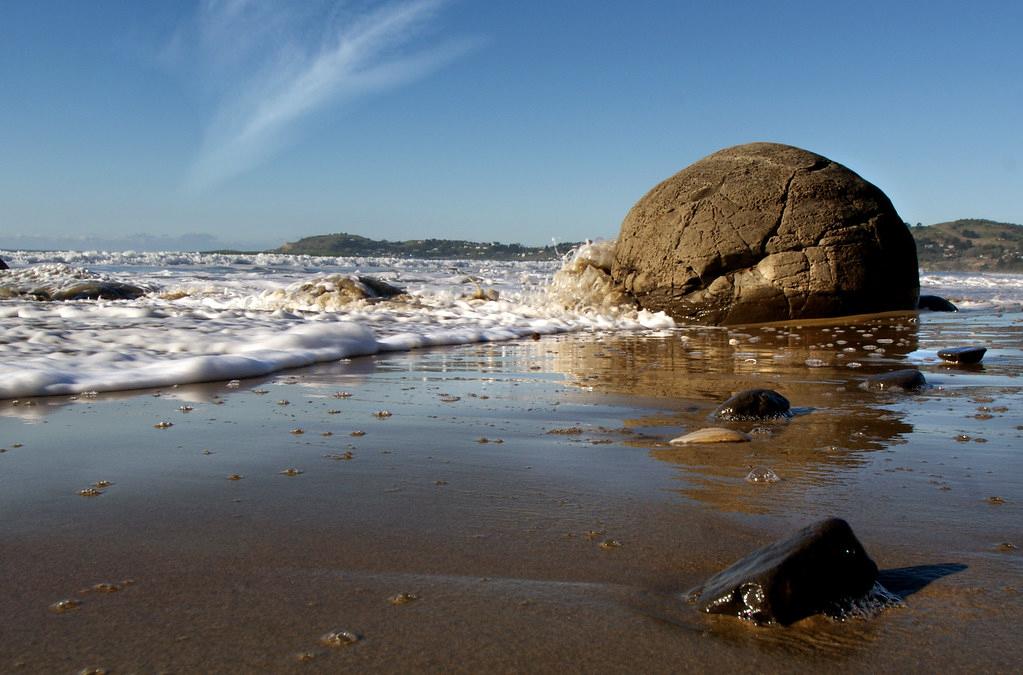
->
611, 143, 919, 324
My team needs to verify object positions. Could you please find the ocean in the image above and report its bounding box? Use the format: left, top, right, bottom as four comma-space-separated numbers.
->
1, 246, 1020, 401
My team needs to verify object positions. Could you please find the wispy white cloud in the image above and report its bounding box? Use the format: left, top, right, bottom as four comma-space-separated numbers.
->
178, 0, 475, 192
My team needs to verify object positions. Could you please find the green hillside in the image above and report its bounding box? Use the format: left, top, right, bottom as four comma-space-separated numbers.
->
911, 219, 1023, 272
276, 232, 581, 261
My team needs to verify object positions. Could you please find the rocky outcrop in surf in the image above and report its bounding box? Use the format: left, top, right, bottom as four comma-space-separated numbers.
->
611, 143, 920, 324
0, 263, 150, 301
258, 274, 405, 312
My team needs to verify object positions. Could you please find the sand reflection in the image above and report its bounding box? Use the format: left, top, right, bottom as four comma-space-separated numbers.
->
547, 314, 925, 513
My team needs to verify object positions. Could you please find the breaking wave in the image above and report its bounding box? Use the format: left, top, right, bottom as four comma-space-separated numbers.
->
0, 248, 671, 399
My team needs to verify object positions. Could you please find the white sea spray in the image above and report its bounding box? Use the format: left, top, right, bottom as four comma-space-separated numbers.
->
919, 271, 1023, 311
0, 249, 671, 398
547, 239, 634, 311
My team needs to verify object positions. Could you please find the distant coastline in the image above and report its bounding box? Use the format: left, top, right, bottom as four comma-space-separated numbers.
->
911, 218, 1023, 272
274, 232, 584, 261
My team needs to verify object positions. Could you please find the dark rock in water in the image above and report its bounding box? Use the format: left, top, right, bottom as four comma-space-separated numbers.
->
44, 281, 148, 301
937, 346, 986, 364
918, 295, 958, 312
284, 274, 404, 306
863, 369, 927, 391
355, 275, 404, 299
0, 257, 8, 270
611, 142, 920, 324
688, 518, 878, 625
713, 388, 791, 421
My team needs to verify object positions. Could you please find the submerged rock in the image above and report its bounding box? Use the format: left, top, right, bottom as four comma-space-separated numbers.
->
462, 285, 499, 301
918, 295, 958, 312
611, 142, 919, 324
712, 389, 791, 421
0, 263, 151, 301
263, 274, 405, 311
937, 346, 986, 364
669, 427, 752, 444
45, 281, 148, 301
356, 275, 405, 299
688, 517, 878, 625
863, 369, 927, 391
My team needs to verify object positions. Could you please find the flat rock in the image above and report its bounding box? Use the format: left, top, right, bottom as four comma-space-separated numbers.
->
918, 294, 958, 312
712, 389, 791, 421
669, 427, 752, 445
611, 142, 920, 324
687, 517, 878, 625
937, 346, 986, 364
863, 369, 927, 391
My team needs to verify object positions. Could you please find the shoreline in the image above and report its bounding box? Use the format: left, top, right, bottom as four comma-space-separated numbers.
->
2, 314, 1021, 672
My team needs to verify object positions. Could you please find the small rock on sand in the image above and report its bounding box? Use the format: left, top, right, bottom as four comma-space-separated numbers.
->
863, 369, 927, 391
49, 599, 81, 613
937, 346, 986, 364
389, 592, 418, 605
687, 517, 879, 625
319, 630, 360, 647
670, 427, 752, 444
713, 389, 791, 421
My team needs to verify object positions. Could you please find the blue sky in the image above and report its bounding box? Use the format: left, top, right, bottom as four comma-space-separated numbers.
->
1, 1, 1020, 250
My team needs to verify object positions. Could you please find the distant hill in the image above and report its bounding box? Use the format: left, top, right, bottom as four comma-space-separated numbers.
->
911, 219, 1023, 272
276, 232, 583, 261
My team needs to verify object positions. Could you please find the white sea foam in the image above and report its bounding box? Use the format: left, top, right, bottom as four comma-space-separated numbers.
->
920, 271, 1023, 311
0, 249, 674, 399
547, 239, 635, 311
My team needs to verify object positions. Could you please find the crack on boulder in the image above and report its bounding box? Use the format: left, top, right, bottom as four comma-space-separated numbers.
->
760, 171, 797, 256
867, 217, 885, 250
806, 158, 832, 172
718, 210, 758, 261
780, 286, 796, 318
795, 289, 811, 316
688, 174, 729, 202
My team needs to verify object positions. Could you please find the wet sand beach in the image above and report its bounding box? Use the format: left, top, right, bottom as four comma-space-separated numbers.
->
1, 310, 1021, 672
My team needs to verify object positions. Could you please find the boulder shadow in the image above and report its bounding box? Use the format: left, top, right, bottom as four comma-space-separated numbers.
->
877, 563, 967, 599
